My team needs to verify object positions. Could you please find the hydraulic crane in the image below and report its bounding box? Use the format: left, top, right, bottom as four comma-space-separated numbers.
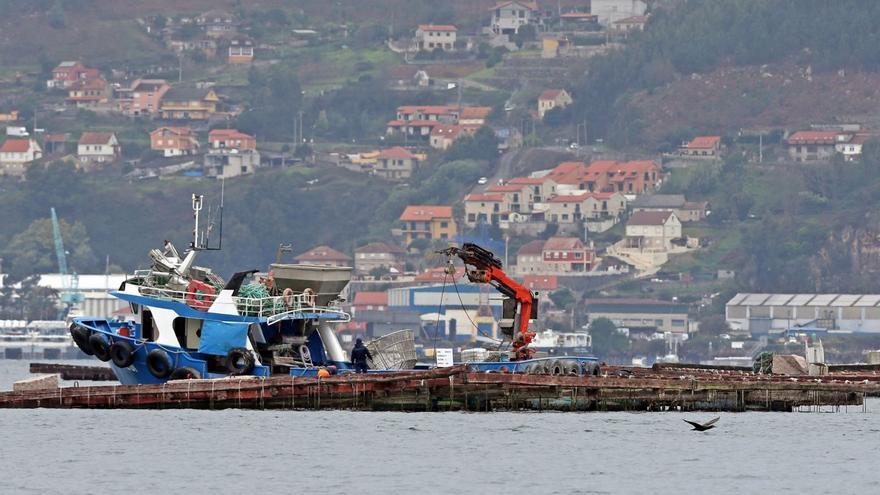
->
438, 243, 537, 361
51, 208, 84, 319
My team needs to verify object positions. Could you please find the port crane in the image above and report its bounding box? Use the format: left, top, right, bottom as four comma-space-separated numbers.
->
438, 243, 537, 361
50, 208, 83, 319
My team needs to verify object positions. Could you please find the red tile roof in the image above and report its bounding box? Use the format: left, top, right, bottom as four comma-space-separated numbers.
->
459, 106, 492, 120
78, 132, 115, 145
539, 89, 567, 101
517, 239, 545, 256
418, 24, 457, 32
399, 205, 453, 222
685, 135, 721, 149
151, 126, 195, 137
355, 241, 405, 254
294, 245, 351, 262
209, 129, 254, 141
787, 131, 839, 145
377, 146, 416, 160
486, 184, 528, 193
509, 177, 547, 185
353, 291, 388, 306
397, 105, 458, 115
628, 210, 674, 226
543, 236, 585, 251
0, 139, 32, 153
523, 275, 558, 291
465, 193, 505, 202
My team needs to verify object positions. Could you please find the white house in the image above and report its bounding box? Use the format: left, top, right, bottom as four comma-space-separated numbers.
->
624, 211, 682, 252
591, 0, 647, 26
77, 132, 120, 169
490, 1, 538, 35
415, 24, 457, 51
0, 139, 42, 176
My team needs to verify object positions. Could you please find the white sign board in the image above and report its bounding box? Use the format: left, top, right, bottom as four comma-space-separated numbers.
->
435, 348, 454, 368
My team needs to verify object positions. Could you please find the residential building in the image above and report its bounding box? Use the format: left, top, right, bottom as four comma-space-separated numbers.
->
150, 127, 200, 157
0, 139, 42, 176
485, 183, 534, 213
227, 38, 254, 64
786, 131, 840, 162
42, 133, 69, 155
544, 191, 626, 223
204, 150, 260, 178
464, 193, 509, 227
679, 135, 721, 158
167, 38, 218, 59
430, 124, 478, 150
115, 79, 170, 116
630, 194, 708, 222
77, 132, 120, 169
509, 176, 557, 203
415, 24, 457, 51
413, 266, 465, 284
522, 275, 558, 293
545, 159, 662, 194
352, 292, 388, 314
624, 211, 682, 251
490, 1, 538, 35
725, 293, 880, 335
65, 78, 110, 108
48, 61, 99, 89
611, 14, 648, 33
386, 105, 490, 139
458, 107, 492, 126
0, 110, 19, 122
537, 89, 573, 119
542, 236, 594, 273
585, 298, 689, 334
516, 240, 547, 275
294, 245, 352, 267
375, 146, 419, 180
398, 205, 456, 246
591, 0, 647, 26
354, 242, 406, 275
208, 129, 256, 151
560, 12, 599, 29
160, 87, 219, 120
836, 133, 877, 161
196, 10, 238, 38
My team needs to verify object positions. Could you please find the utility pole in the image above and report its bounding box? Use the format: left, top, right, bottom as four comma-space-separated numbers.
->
178, 55, 182, 83
757, 133, 762, 163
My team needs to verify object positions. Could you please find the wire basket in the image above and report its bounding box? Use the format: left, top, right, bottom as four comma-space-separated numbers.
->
366, 329, 417, 370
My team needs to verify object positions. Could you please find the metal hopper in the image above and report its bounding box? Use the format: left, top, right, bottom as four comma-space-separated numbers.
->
269, 263, 352, 306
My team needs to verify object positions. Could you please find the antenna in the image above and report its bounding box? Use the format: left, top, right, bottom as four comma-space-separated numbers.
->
191, 179, 225, 251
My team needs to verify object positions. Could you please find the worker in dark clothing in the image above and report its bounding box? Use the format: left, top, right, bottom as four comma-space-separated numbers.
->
350, 338, 372, 373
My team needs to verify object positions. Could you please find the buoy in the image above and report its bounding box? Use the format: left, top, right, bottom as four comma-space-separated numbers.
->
317, 369, 330, 378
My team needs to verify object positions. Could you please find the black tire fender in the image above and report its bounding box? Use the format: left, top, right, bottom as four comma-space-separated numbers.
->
110, 340, 136, 368
169, 366, 202, 380
88, 333, 112, 362
146, 349, 174, 378
226, 347, 255, 375
70, 324, 94, 356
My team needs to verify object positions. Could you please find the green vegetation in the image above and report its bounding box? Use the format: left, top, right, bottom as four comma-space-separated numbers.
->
557, 0, 880, 145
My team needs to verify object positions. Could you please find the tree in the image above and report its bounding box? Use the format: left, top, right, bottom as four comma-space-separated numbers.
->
548, 288, 575, 309
2, 217, 97, 279
697, 314, 730, 337
444, 126, 500, 164
588, 317, 629, 359
369, 266, 390, 278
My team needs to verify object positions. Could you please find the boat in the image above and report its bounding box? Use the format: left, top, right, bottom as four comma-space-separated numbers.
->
70, 194, 599, 384
529, 329, 592, 357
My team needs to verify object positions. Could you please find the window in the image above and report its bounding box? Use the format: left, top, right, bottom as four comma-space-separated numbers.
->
440, 221, 449, 228
672, 319, 685, 327
468, 213, 476, 222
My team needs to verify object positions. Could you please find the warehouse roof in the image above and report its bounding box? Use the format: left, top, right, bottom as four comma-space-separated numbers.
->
727, 293, 880, 307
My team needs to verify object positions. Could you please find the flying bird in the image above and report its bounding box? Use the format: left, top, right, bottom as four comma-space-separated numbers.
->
683, 417, 720, 431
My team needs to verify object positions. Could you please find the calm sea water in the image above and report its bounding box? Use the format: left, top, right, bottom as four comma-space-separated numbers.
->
1, 359, 879, 495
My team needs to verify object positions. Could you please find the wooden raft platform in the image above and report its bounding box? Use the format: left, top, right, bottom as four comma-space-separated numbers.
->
2, 364, 878, 412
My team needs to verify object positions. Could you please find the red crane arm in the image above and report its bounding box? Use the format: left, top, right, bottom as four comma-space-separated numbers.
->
439, 243, 536, 360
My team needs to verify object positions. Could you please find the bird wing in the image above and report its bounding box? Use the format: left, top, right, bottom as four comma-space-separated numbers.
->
682, 419, 702, 428
704, 417, 720, 427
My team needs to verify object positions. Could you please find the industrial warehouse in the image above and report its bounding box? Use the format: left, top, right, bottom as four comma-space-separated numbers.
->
726, 293, 880, 335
